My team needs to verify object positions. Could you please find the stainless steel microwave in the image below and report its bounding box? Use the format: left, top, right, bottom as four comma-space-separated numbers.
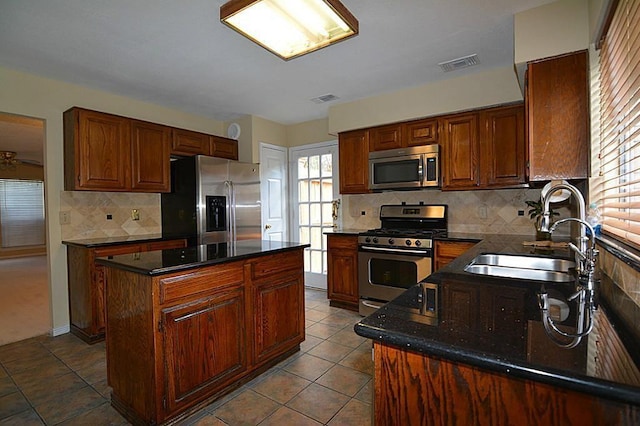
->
369, 145, 440, 190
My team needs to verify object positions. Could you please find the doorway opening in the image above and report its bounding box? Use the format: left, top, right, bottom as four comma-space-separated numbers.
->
0, 112, 49, 345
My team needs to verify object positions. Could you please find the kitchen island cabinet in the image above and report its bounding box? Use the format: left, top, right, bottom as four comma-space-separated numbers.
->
356, 234, 640, 425
98, 241, 307, 426
63, 236, 187, 343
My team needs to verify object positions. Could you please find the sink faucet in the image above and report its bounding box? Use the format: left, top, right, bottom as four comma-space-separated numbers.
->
537, 183, 600, 348
539, 183, 593, 276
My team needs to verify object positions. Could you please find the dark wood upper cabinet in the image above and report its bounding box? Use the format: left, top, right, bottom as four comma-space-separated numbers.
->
441, 113, 480, 189
130, 120, 171, 192
526, 50, 589, 181
339, 129, 370, 194
442, 105, 526, 191
369, 123, 403, 151
171, 128, 211, 156
480, 105, 526, 188
210, 135, 239, 160
64, 108, 130, 191
405, 118, 438, 146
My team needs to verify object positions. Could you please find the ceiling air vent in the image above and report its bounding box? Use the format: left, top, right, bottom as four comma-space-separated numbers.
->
311, 94, 340, 104
438, 54, 479, 72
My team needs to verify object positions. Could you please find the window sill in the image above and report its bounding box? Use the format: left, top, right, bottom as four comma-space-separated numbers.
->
596, 233, 640, 273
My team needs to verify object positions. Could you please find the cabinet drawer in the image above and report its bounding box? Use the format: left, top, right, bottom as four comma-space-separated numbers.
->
251, 251, 303, 280
327, 234, 358, 250
435, 241, 475, 258
159, 261, 245, 304
94, 244, 142, 257
146, 239, 186, 251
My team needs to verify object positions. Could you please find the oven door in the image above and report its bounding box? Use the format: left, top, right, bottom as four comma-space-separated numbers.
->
358, 246, 432, 315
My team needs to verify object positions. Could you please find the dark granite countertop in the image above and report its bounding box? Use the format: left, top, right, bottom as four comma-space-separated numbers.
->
323, 228, 369, 236
62, 233, 190, 248
95, 240, 309, 276
355, 234, 640, 406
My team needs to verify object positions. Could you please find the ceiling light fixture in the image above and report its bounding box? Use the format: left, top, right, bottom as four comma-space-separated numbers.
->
220, 0, 358, 60
0, 151, 20, 171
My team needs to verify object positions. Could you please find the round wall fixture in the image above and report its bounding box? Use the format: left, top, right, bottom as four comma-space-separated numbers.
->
227, 123, 241, 139
541, 180, 571, 204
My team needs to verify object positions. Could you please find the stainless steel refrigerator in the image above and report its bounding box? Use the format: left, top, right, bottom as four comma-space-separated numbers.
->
161, 155, 261, 244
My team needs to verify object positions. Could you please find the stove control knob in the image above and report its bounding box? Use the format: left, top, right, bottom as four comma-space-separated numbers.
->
372, 237, 378, 244
405, 240, 412, 246
415, 240, 422, 247
365, 237, 371, 243
388, 238, 395, 245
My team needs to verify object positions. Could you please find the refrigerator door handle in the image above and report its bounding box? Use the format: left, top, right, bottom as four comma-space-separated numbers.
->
225, 180, 235, 241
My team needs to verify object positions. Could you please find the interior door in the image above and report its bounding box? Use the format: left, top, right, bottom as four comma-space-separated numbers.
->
260, 143, 288, 242
290, 141, 339, 290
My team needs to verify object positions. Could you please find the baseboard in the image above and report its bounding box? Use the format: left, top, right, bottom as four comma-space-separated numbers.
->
51, 324, 70, 336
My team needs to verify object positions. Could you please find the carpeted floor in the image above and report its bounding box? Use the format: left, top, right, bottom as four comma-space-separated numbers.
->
0, 255, 50, 346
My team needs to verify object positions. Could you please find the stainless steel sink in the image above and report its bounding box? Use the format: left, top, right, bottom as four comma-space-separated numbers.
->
464, 253, 575, 283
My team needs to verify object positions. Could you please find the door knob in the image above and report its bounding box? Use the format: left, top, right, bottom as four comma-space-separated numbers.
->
264, 224, 272, 230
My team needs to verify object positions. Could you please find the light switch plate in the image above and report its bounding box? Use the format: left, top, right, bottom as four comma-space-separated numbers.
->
131, 209, 140, 221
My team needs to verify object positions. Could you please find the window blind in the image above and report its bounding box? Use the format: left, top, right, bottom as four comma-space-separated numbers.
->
596, 0, 640, 247
0, 179, 45, 248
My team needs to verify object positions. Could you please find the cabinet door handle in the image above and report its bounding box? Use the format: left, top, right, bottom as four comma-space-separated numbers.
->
265, 224, 272, 230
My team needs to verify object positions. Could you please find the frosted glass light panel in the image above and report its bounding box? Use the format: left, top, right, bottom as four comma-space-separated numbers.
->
220, 0, 359, 60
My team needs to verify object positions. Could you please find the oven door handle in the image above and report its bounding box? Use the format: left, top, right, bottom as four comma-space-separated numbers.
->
362, 300, 386, 310
360, 245, 430, 255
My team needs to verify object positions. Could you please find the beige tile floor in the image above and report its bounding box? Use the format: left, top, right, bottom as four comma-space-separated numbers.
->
0, 288, 373, 425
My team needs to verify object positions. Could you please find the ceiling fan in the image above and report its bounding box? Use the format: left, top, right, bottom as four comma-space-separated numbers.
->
0, 151, 36, 170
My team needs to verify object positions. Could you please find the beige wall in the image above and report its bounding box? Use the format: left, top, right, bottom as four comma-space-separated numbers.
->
0, 163, 44, 181
0, 66, 227, 335
287, 118, 334, 146
327, 66, 524, 134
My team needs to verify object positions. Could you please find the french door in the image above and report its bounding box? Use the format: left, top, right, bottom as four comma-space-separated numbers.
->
290, 142, 339, 289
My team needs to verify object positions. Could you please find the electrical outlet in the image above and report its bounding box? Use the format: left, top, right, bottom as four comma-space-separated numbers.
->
477, 206, 488, 219
131, 209, 140, 221
59, 211, 71, 225
106, 214, 113, 220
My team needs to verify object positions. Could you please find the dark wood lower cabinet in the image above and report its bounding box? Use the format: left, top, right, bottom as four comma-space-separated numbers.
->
374, 342, 640, 426
104, 249, 305, 425
327, 234, 359, 311
65, 239, 187, 343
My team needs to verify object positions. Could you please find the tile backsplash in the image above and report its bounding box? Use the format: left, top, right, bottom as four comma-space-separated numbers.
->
60, 191, 161, 240
340, 188, 571, 237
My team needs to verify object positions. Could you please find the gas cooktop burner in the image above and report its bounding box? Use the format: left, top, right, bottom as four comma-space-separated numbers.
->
358, 203, 448, 250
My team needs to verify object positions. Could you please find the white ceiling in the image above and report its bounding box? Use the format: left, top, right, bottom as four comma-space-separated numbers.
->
0, 0, 554, 161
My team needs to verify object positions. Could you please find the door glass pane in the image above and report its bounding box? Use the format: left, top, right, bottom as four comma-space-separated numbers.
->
310, 203, 321, 225
299, 204, 309, 225
309, 155, 320, 178
311, 226, 322, 248
321, 179, 333, 201
299, 227, 309, 244
322, 203, 332, 225
321, 154, 332, 177
311, 250, 323, 273
298, 180, 309, 202
310, 179, 321, 201
298, 157, 309, 179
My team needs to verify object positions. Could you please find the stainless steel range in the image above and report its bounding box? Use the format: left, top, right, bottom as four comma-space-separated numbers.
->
358, 204, 447, 316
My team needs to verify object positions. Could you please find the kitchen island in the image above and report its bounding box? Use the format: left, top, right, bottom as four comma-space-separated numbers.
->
96, 240, 309, 426
355, 234, 640, 425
